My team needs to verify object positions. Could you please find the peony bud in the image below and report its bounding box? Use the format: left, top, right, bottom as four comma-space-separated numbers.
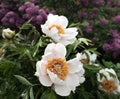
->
2, 28, 15, 39
0, 49, 4, 56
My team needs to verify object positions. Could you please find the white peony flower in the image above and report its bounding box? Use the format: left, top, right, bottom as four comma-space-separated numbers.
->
76, 50, 98, 66
97, 68, 120, 94
41, 14, 78, 46
35, 43, 85, 96
2, 28, 15, 39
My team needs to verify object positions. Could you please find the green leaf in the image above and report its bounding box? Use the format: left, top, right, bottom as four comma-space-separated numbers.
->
66, 44, 74, 58
116, 63, 120, 69
78, 38, 92, 46
14, 75, 32, 86
97, 91, 104, 99
30, 87, 34, 99
40, 90, 57, 99
102, 60, 115, 68
84, 64, 102, 71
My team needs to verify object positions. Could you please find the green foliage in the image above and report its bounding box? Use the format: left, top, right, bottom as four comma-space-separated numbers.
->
1, 1, 120, 98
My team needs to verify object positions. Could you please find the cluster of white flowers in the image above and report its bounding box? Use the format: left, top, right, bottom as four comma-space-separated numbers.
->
34, 14, 120, 96
35, 14, 97, 96
1, 12, 120, 98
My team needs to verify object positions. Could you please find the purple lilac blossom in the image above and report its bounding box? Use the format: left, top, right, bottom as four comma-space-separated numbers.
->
92, 0, 105, 6
19, 2, 55, 27
103, 29, 120, 59
0, 1, 55, 28
100, 18, 109, 25
113, 15, 120, 24
83, 25, 93, 33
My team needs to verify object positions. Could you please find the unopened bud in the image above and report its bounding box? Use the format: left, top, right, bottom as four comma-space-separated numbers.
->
2, 28, 15, 39
0, 49, 4, 55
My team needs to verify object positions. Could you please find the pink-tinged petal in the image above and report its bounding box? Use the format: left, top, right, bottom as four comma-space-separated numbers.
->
47, 14, 68, 28
58, 39, 74, 46
35, 61, 41, 77
65, 28, 78, 36
42, 52, 57, 61
44, 43, 66, 58
44, 43, 54, 54
65, 74, 80, 92
59, 16, 68, 28
77, 67, 85, 76
39, 75, 53, 87
41, 25, 49, 34
54, 43, 66, 58
54, 84, 71, 96
47, 14, 59, 24
47, 70, 65, 85
67, 58, 83, 73
36, 60, 47, 75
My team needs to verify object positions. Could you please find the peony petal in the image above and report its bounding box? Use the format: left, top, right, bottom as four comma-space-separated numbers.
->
44, 43, 55, 54
47, 70, 65, 85
44, 43, 66, 58
67, 57, 83, 73
35, 61, 47, 76
65, 28, 78, 37
54, 84, 71, 96
59, 16, 68, 28
55, 43, 66, 58
65, 74, 80, 92
58, 39, 74, 46
47, 14, 59, 24
39, 75, 53, 87
42, 52, 57, 61
79, 76, 85, 84
90, 54, 97, 62
116, 85, 120, 93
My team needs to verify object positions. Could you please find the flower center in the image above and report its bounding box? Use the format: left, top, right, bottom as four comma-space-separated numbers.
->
80, 58, 90, 64
102, 80, 116, 92
46, 58, 68, 80
49, 24, 65, 34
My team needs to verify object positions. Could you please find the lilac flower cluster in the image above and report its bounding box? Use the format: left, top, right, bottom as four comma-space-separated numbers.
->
0, 1, 55, 28
76, 0, 120, 32
75, 0, 120, 60
19, 2, 55, 27
103, 29, 120, 59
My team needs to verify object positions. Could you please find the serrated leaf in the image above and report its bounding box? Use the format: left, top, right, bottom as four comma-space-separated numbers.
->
40, 90, 57, 99
14, 75, 32, 86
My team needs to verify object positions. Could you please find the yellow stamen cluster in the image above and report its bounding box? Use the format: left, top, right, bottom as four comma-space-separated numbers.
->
46, 58, 68, 80
102, 80, 116, 92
